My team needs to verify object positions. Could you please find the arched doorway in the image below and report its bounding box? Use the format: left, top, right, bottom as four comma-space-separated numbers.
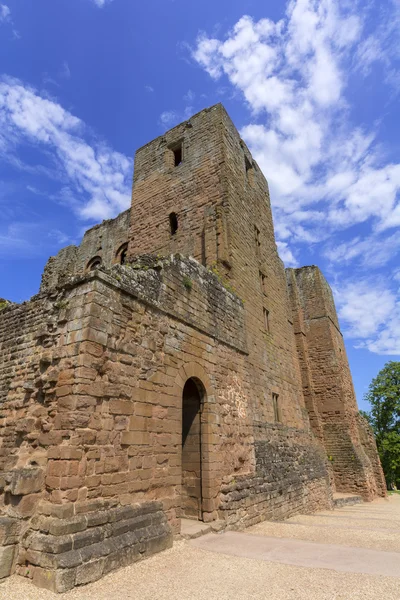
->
182, 377, 204, 520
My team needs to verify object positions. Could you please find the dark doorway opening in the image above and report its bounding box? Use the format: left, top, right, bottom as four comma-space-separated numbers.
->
182, 378, 203, 520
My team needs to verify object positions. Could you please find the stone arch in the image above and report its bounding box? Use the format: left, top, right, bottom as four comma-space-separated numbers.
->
174, 362, 214, 402
115, 242, 128, 265
86, 256, 102, 272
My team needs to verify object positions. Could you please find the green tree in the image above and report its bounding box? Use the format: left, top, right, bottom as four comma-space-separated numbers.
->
362, 361, 400, 489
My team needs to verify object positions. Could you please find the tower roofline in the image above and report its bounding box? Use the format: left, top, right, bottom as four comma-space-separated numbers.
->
135, 103, 228, 154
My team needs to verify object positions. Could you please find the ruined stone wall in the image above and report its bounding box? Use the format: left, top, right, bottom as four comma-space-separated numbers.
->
356, 413, 387, 495
219, 427, 332, 528
0, 103, 386, 591
287, 266, 386, 499
128, 104, 309, 433
219, 108, 308, 433
0, 257, 254, 589
40, 210, 130, 292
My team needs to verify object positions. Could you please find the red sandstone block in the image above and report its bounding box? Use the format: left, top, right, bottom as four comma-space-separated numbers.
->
81, 327, 108, 346
45, 476, 60, 489
84, 475, 101, 488
121, 431, 150, 445
60, 476, 84, 490
134, 402, 153, 417
47, 461, 68, 477
128, 416, 147, 431
109, 399, 134, 415
79, 341, 104, 357
56, 385, 73, 398
57, 396, 77, 411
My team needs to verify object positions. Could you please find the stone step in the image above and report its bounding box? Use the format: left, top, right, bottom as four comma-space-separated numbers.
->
333, 494, 363, 508
179, 519, 213, 540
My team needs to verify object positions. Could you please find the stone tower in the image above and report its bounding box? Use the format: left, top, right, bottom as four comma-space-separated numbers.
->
0, 104, 385, 592
129, 104, 308, 433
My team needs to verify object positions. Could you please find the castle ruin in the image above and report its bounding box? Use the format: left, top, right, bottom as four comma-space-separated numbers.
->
0, 104, 386, 592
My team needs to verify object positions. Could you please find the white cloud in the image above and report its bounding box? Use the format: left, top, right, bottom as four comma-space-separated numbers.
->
335, 279, 400, 355
60, 61, 71, 79
159, 105, 194, 130
0, 77, 131, 221
325, 231, 400, 269
193, 1, 400, 242
91, 0, 113, 7
0, 4, 10, 22
193, 0, 400, 356
160, 110, 180, 128
276, 241, 298, 267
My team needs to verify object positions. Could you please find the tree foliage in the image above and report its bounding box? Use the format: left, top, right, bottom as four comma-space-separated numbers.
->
362, 361, 400, 489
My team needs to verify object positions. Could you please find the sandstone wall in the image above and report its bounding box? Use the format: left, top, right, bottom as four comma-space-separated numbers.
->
0, 255, 333, 590
40, 210, 130, 292
219, 428, 332, 528
0, 258, 253, 589
286, 266, 386, 499
128, 104, 309, 433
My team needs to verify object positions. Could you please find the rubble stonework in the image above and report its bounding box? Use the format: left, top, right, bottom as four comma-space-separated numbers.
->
0, 104, 385, 592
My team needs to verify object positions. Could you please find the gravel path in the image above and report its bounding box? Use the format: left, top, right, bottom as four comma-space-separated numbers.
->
1, 495, 399, 600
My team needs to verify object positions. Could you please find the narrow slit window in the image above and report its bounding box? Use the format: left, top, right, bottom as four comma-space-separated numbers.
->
272, 393, 280, 423
169, 212, 178, 235
173, 145, 182, 166
259, 271, 266, 295
245, 156, 254, 186
263, 307, 270, 332
254, 225, 261, 257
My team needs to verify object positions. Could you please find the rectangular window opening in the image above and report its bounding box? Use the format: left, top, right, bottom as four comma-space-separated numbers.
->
272, 393, 280, 423
263, 307, 270, 333
173, 145, 183, 167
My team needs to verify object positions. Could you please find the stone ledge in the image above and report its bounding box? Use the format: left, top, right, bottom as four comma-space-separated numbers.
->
18, 501, 172, 592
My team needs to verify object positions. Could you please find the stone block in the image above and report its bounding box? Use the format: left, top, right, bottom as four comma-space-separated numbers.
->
9, 468, 44, 495
72, 526, 105, 550
48, 516, 87, 536
32, 566, 76, 593
75, 558, 105, 585
32, 567, 57, 592
38, 501, 74, 519
8, 493, 42, 518
108, 505, 139, 523
109, 400, 134, 415
0, 517, 21, 546
28, 533, 73, 555
121, 431, 149, 445
56, 549, 83, 569
0, 544, 16, 579
86, 511, 109, 528
24, 549, 57, 569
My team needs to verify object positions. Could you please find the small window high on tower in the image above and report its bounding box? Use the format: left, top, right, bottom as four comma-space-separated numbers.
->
173, 144, 182, 166
169, 212, 178, 235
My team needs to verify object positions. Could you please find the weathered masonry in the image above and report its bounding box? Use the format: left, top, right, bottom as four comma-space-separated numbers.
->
0, 104, 386, 592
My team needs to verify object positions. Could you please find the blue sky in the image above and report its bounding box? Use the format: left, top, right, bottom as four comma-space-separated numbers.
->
0, 0, 399, 411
